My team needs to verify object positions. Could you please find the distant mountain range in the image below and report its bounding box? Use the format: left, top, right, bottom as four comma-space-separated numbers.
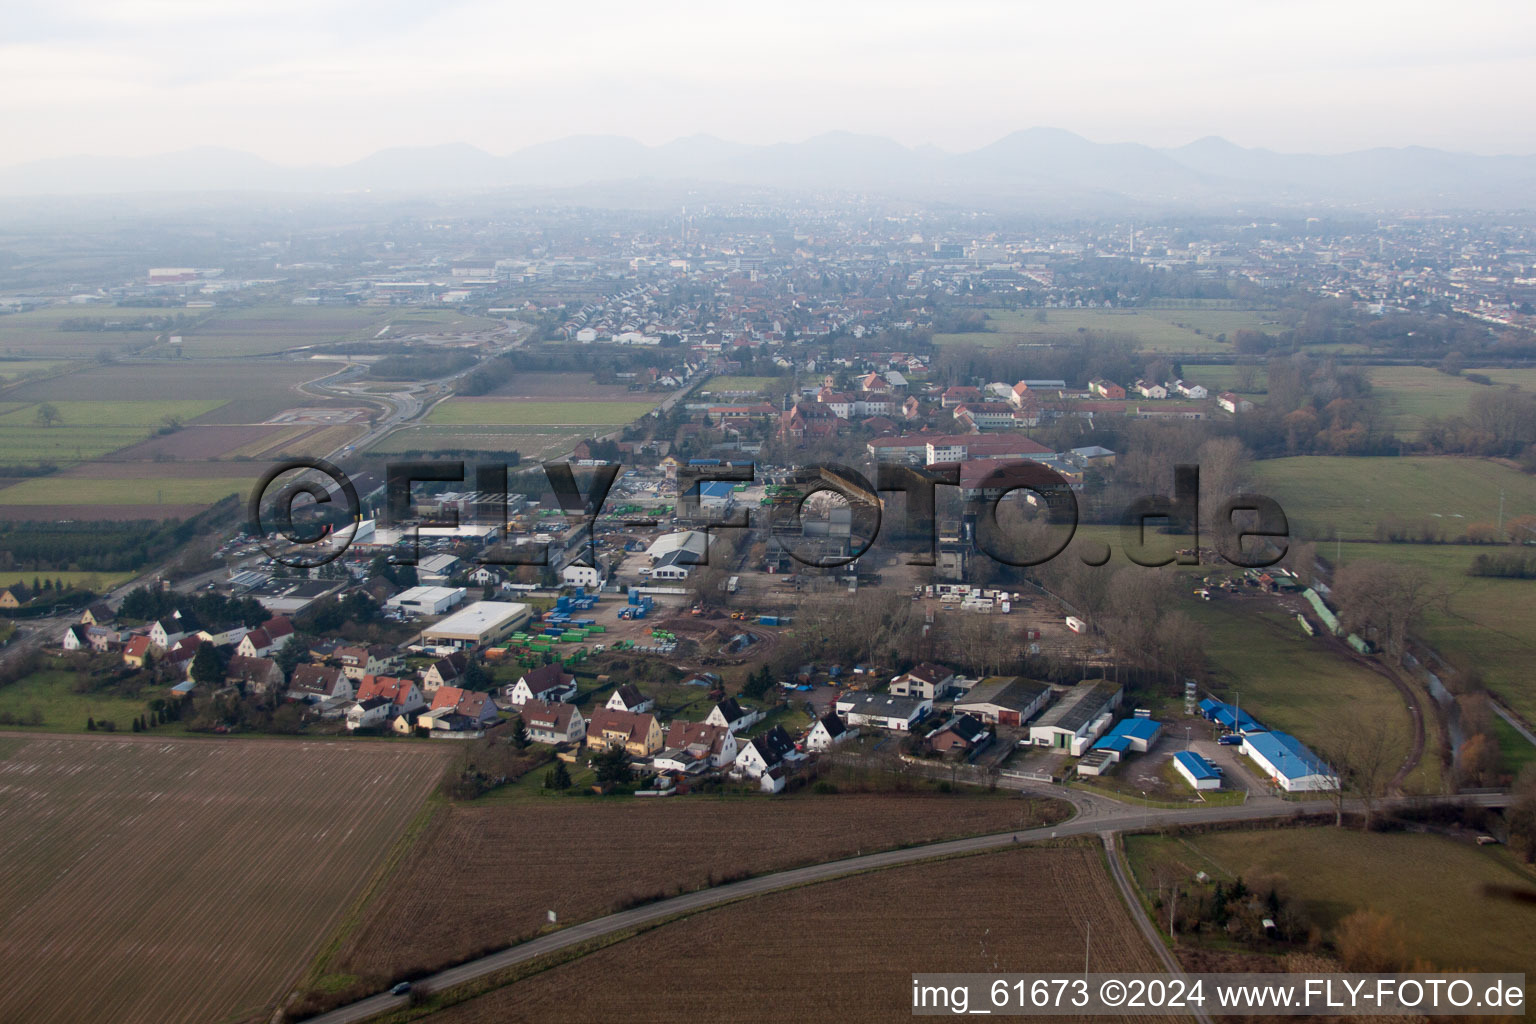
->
3, 128, 1534, 210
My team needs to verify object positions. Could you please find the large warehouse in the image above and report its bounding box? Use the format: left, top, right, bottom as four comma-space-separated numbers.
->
1242, 731, 1338, 792
1028, 681, 1122, 755
420, 601, 532, 650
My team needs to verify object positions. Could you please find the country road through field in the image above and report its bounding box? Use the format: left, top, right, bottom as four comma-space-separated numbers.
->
304, 790, 1507, 1024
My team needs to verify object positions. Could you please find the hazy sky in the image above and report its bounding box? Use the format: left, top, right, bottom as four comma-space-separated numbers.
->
5, 0, 1536, 165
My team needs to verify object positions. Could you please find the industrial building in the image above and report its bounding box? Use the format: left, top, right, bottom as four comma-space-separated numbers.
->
1173, 751, 1222, 790
1028, 682, 1121, 754
953, 676, 1052, 726
420, 601, 532, 650
835, 692, 932, 731
1242, 731, 1337, 792
385, 586, 466, 617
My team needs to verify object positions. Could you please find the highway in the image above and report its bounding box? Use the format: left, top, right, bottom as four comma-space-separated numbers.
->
302, 787, 1501, 1024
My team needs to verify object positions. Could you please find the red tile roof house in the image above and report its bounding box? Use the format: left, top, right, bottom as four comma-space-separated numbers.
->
355, 674, 425, 715
519, 699, 586, 745
662, 721, 738, 767
425, 686, 501, 730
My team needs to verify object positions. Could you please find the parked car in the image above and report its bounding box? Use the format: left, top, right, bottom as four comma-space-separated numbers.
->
1217, 734, 1243, 745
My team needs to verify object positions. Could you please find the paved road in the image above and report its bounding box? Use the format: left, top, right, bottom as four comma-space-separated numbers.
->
305, 789, 1497, 1024
1101, 832, 1215, 1024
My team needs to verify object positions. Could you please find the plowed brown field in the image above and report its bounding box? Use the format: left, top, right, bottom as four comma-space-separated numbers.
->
0, 733, 449, 1024
426, 842, 1177, 1024
333, 793, 1071, 982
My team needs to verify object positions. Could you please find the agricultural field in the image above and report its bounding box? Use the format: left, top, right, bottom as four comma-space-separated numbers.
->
932, 306, 1279, 353
0, 569, 135, 591
1181, 362, 1266, 397
0, 734, 450, 1024
169, 305, 392, 358
0, 306, 186, 359
1365, 365, 1536, 438
0, 474, 251, 506
368, 424, 585, 460
426, 397, 658, 426
1251, 455, 1536, 541
1330, 541, 1536, 728
0, 399, 228, 466
324, 793, 1071, 985
1125, 827, 1536, 973
478, 372, 639, 402
6, 359, 360, 425
422, 842, 1177, 1024
1187, 599, 1435, 792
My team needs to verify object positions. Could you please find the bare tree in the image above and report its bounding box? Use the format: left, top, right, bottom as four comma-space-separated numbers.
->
1331, 561, 1447, 662
1317, 716, 1399, 829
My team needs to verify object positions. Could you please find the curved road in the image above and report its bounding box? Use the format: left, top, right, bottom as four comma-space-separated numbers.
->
302, 790, 1507, 1024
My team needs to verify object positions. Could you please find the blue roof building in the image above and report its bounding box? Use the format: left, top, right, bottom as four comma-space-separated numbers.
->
1198, 698, 1265, 734
1173, 750, 1221, 790
1242, 731, 1337, 792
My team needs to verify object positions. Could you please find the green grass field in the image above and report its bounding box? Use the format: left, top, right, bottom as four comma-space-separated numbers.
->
0, 570, 136, 592
1187, 599, 1436, 792
426, 398, 658, 426
0, 400, 229, 465
1251, 456, 1536, 541
1365, 366, 1536, 438
1125, 827, 1536, 973
0, 670, 156, 733
1329, 541, 1536, 730
0, 476, 251, 506
1181, 363, 1267, 396
932, 307, 1279, 353
0, 307, 179, 358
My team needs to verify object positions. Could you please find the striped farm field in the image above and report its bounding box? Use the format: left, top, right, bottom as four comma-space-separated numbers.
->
0, 475, 253, 505
0, 400, 228, 466
0, 734, 449, 1024
426, 398, 658, 426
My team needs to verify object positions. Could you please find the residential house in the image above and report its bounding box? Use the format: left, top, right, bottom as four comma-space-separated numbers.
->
929, 714, 992, 754
288, 664, 353, 703
355, 675, 426, 715
1088, 379, 1126, 400
504, 664, 577, 706
889, 663, 957, 700
735, 725, 801, 779
346, 697, 391, 731
520, 699, 586, 745
585, 707, 663, 757
605, 684, 655, 714
0, 586, 29, 609
80, 602, 115, 626
224, 655, 285, 695
1217, 392, 1254, 414
1133, 379, 1168, 399
426, 686, 501, 730
804, 713, 857, 752
334, 644, 400, 681
704, 697, 763, 734
662, 721, 737, 767
420, 652, 468, 694
61, 624, 91, 652
122, 636, 153, 668
1172, 380, 1208, 399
